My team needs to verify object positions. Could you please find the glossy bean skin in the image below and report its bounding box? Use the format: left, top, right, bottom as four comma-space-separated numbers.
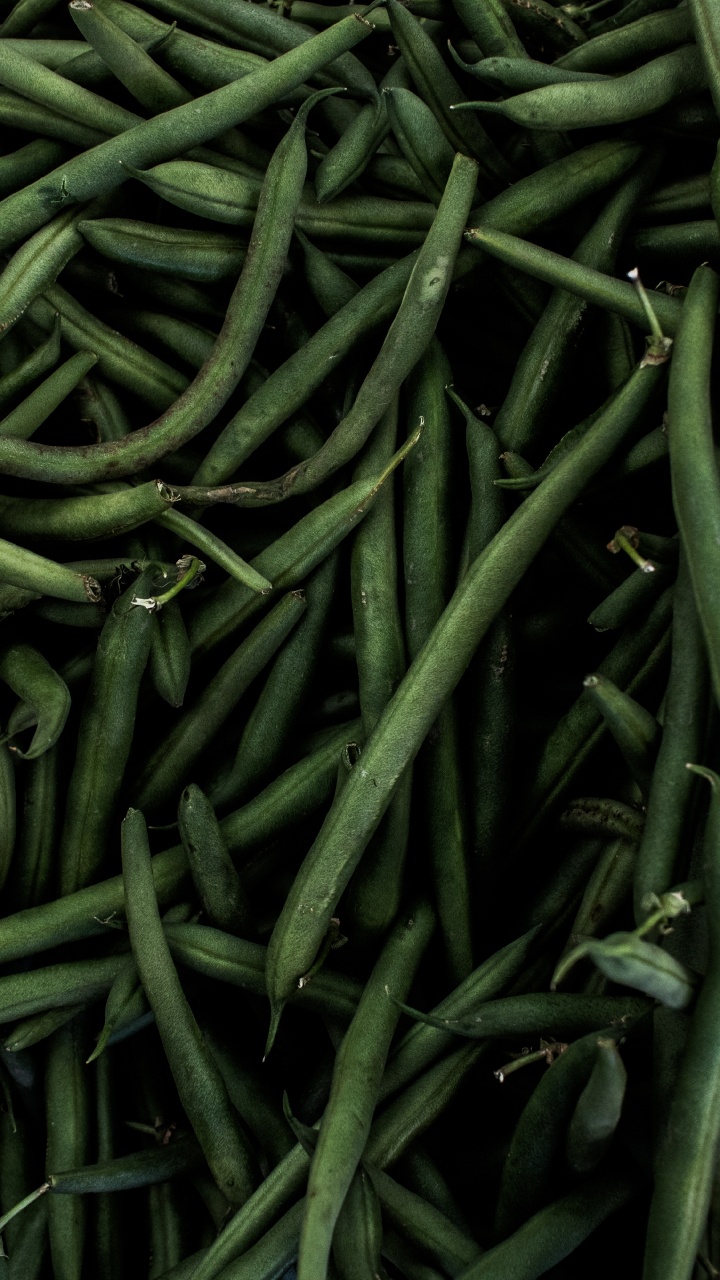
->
643, 769, 720, 1279
667, 265, 720, 706
58, 567, 157, 894
264, 360, 666, 1032
121, 808, 258, 1207
633, 551, 709, 921
133, 590, 307, 814
296, 901, 435, 1279
0, 722, 354, 964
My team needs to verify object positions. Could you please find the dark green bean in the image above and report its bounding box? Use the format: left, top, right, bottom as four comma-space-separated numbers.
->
370, 1164, 481, 1273
49, 1135, 202, 1194
566, 1037, 627, 1173
122, 807, 258, 1206
177, 785, 253, 937
0, 139, 67, 199
0, 317, 60, 414
0, 539, 101, 604
79, 219, 247, 282
631, 220, 720, 265
45, 1018, 90, 1280
0, 207, 84, 336
400, 992, 650, 1041
582, 672, 661, 797
452, 52, 607, 90
264, 358, 667, 1035
554, 931, 696, 1007
4, 746, 57, 912
0, 643, 70, 760
0, 722, 353, 964
556, 4, 693, 70
315, 56, 409, 203
643, 767, 720, 1279
332, 1165, 384, 1280
0, 351, 98, 441
149, 598, 191, 709
134, 590, 307, 814
384, 86, 455, 207
633, 552, 708, 921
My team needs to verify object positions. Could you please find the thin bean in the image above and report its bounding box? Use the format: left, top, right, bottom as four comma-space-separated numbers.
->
149, 598, 191, 709
384, 85, 455, 207
45, 1019, 90, 1280
315, 56, 409, 203
332, 1165, 384, 1280
370, 1165, 481, 1274
122, 807, 258, 1206
556, 5, 694, 70
0, 351, 98, 441
0, 539, 100, 603
0, 643, 70, 759
263, 358, 667, 1034
0, 139, 67, 199
0, 317, 60, 414
0, 207, 84, 336
452, 52, 607, 90
4, 1006, 88, 1054
582, 672, 661, 797
4, 747, 57, 911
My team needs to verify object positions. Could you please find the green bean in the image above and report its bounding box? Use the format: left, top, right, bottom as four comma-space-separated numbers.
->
0, 208, 84, 336
561, 796, 645, 844
453, 0, 525, 57
0, 0, 64, 36
209, 552, 339, 811
640, 172, 711, 222
49, 1134, 202, 1195
0, 643, 70, 759
566, 1037, 627, 1173
466, 224, 682, 335
104, 307, 217, 372
502, 0, 588, 50
687, 4, 720, 116
0, 40, 142, 136
369, 1165, 482, 1273
26, 281, 188, 412
5, 1198, 47, 1280
468, 1166, 643, 1278
400, 991, 651, 1040
204, 1027, 295, 1169
217, 153, 477, 508
296, 901, 434, 1278
667, 264, 720, 705
264, 357, 667, 1033
461, 43, 703, 129
0, 955, 123, 1026
58, 566, 158, 894
4, 747, 56, 912
0, 139, 67, 199
383, 86, 455, 208
631, 220, 720, 265
634, 552, 708, 922
296, 231, 359, 318
4, 1005, 87, 1054
555, 931, 696, 1007
187, 429, 419, 657
79, 219, 247, 283
68, 0, 193, 114
0, 351, 98, 442
122, 807, 258, 1206
0, 539, 101, 603
589, 0, 678, 36
644, 767, 720, 1278
387, 0, 513, 190
588, 558, 673, 632
0, 722, 352, 964
177, 785, 253, 937
0, 746, 15, 896
155, 508, 272, 592
332, 1165, 384, 1280
490, 152, 658, 455
404, 341, 472, 981
45, 1018, 91, 1280
0, 11, 375, 255
582, 672, 661, 797
315, 56, 409, 203
452, 52, 607, 90
0, 482, 171, 541
165, 919, 363, 1023
563, 833, 639, 947
134, 590, 307, 814
556, 4, 693, 70
148, 598, 191, 710
0, 90, 109, 147
0, 317, 60, 414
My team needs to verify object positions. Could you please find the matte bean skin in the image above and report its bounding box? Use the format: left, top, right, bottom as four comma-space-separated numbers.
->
0, 539, 101, 604
667, 265, 720, 707
79, 219, 247, 282
556, 5, 694, 71
0, 722, 354, 963
0, 747, 15, 894
122, 808, 258, 1207
49, 1135, 202, 1194
582, 673, 661, 798
0, 352, 98, 442
296, 902, 435, 1279
633, 551, 709, 921
177, 785, 253, 937
133, 591, 307, 814
566, 1038, 627, 1174
45, 1019, 90, 1280
264, 360, 666, 1032
0, 208, 84, 336
4, 746, 57, 912
0, 318, 60, 414
643, 768, 720, 1279
0, 643, 70, 759
464, 45, 703, 129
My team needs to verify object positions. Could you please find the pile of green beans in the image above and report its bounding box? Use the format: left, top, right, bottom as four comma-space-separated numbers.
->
0, 0, 720, 1277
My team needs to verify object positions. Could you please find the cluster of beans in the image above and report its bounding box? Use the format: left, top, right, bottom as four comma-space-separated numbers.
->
1, 0, 720, 1276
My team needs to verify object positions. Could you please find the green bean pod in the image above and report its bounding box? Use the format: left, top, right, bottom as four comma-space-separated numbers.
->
555, 932, 696, 1008
667, 264, 720, 705
0, 646, 68, 760
177, 784, 253, 937
86, 952, 146, 1064
0, 350, 98, 441
57, 566, 158, 894
566, 1037, 627, 1174
264, 358, 666, 1032
370, 1164, 481, 1273
122, 807, 258, 1206
79, 218, 247, 282
0, 138, 67, 198
582, 672, 661, 797
45, 1018, 91, 1280
149, 598, 191, 710
4, 746, 56, 912
387, 0, 513, 190
332, 1166, 385, 1280
0, 539, 101, 603
315, 55, 409, 203
556, 4, 693, 70
68, 0, 192, 115
633, 554, 708, 921
208, 553, 338, 811
468, 1166, 642, 1279
563, 834, 639, 949
0, 720, 355, 964
0, 316, 60, 414
296, 902, 435, 1277
643, 767, 720, 1278
588, 560, 673, 632
49, 1135, 202, 1194
464, 44, 704, 129
453, 52, 607, 91
0, 207, 85, 335
0, 481, 172, 542
384, 86, 456, 207
134, 590, 307, 814
4, 1004, 85, 1054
